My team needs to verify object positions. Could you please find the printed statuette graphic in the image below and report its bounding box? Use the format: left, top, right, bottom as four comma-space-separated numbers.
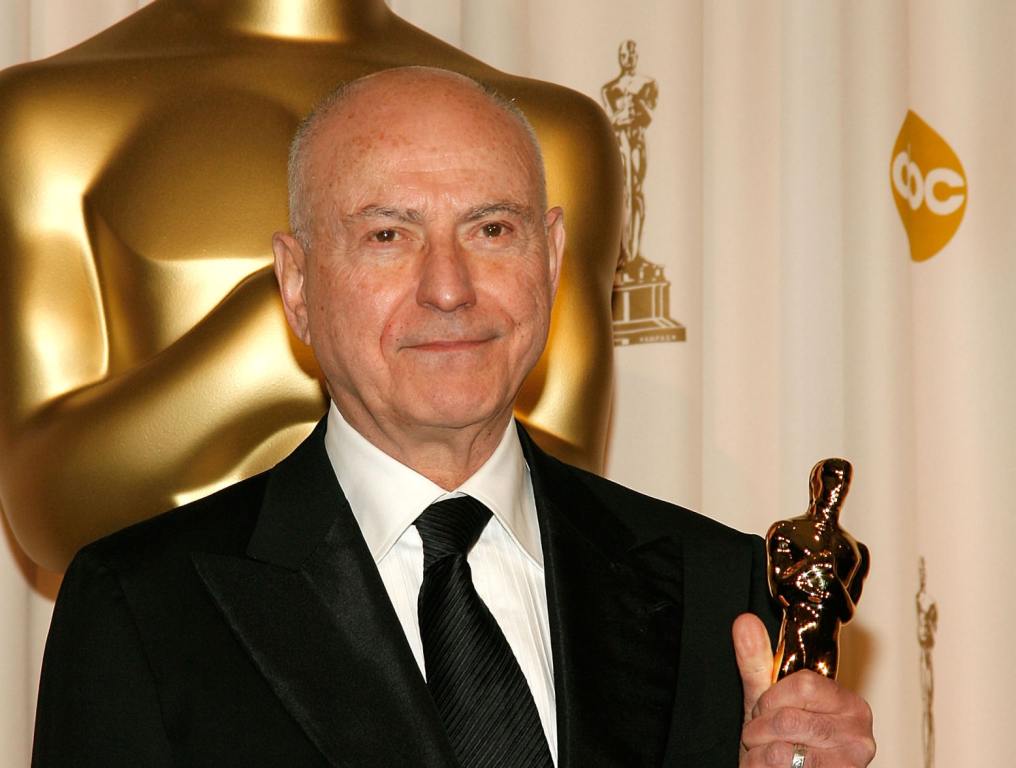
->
602, 40, 685, 345
890, 110, 967, 262
916, 557, 938, 768
766, 458, 870, 681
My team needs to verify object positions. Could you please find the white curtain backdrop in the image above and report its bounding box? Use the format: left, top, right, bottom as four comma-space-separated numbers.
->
3, 2, 1014, 765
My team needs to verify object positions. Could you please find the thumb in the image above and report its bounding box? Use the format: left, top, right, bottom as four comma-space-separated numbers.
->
732, 612, 774, 721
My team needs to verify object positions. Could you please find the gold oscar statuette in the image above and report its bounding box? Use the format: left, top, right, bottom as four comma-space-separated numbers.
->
766, 458, 870, 680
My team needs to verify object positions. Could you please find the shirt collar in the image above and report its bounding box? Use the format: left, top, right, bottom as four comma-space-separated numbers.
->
322, 402, 543, 568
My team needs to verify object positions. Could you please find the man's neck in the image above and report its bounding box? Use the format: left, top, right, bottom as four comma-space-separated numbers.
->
336, 403, 516, 491
176, 0, 390, 40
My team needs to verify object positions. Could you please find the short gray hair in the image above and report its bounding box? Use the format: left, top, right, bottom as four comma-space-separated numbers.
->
286, 68, 547, 248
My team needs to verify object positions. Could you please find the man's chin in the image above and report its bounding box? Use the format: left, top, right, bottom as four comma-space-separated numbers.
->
398, 399, 513, 435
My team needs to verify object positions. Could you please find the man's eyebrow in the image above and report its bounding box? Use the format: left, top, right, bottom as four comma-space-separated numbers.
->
343, 205, 424, 224
463, 202, 535, 222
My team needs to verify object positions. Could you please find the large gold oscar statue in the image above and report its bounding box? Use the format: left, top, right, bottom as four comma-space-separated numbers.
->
0, 0, 623, 571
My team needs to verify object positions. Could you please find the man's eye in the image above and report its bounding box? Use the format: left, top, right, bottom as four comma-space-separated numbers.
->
372, 229, 398, 243
481, 223, 505, 238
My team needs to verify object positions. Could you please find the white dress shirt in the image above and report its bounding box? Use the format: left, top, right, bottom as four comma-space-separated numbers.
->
323, 403, 557, 762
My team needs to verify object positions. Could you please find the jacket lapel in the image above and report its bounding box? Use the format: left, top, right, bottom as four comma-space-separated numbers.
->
192, 420, 457, 768
521, 429, 684, 768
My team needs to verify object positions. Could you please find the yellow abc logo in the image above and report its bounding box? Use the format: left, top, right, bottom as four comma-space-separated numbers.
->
890, 110, 967, 262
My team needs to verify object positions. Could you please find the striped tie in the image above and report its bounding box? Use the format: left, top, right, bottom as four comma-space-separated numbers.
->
415, 496, 554, 768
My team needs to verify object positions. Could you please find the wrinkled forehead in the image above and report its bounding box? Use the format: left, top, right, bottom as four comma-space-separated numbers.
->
309, 81, 541, 202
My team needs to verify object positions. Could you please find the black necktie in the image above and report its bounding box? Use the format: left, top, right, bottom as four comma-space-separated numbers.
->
415, 496, 554, 768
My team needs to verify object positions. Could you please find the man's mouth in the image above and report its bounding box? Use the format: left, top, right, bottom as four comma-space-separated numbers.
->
405, 338, 494, 352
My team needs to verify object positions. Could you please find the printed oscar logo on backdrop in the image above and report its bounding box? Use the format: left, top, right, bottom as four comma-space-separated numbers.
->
916, 557, 939, 768
601, 40, 685, 346
890, 110, 967, 262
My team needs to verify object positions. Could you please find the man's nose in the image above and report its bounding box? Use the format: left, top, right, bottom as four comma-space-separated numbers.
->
416, 238, 476, 312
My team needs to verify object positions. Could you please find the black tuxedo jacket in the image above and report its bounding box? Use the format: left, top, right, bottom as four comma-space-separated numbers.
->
33, 421, 779, 767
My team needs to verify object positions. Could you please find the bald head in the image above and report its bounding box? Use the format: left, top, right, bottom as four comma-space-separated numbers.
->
287, 67, 547, 247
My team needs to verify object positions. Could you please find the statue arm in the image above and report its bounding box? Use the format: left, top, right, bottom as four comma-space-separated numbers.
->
787, 554, 838, 599
645, 78, 659, 110
0, 259, 322, 571
828, 542, 871, 621
599, 81, 613, 112
600, 81, 627, 130
766, 523, 802, 578
768, 533, 841, 605
848, 541, 871, 605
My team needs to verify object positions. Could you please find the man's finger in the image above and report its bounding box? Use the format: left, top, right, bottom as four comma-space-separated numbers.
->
759, 669, 864, 715
732, 612, 774, 720
743, 672, 877, 765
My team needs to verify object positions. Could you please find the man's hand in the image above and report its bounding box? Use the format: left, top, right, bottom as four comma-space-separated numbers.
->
732, 614, 876, 767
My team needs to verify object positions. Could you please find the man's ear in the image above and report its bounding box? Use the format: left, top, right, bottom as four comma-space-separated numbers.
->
272, 232, 311, 344
545, 206, 565, 298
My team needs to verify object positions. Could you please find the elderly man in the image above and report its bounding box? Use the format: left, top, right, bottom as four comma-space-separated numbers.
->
33, 68, 874, 768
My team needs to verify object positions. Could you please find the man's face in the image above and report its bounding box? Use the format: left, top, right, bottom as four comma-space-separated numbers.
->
276, 73, 564, 444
